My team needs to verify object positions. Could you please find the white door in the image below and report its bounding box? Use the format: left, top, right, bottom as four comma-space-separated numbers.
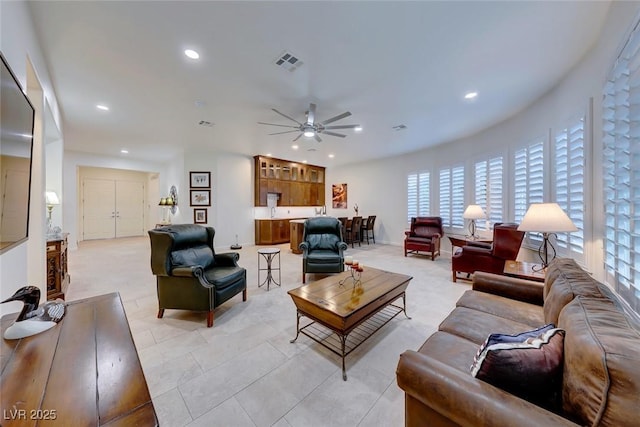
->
83, 179, 116, 240
115, 180, 144, 238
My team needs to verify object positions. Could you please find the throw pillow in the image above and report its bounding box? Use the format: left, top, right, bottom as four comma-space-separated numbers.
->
470, 325, 565, 409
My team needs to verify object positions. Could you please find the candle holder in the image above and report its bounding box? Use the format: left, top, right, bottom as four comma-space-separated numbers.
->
339, 264, 363, 288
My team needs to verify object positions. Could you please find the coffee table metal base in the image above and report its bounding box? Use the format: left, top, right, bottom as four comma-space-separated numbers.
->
290, 295, 410, 380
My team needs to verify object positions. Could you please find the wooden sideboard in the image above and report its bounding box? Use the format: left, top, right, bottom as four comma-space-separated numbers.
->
46, 233, 70, 300
254, 155, 325, 207
256, 219, 292, 245
0, 292, 158, 426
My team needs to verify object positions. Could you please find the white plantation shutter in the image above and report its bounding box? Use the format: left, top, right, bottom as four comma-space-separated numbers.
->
554, 117, 585, 261
407, 173, 418, 223
514, 141, 544, 223
440, 166, 464, 228
475, 156, 503, 230
407, 171, 430, 223
603, 19, 640, 311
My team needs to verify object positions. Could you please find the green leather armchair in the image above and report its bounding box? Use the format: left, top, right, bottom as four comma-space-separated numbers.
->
299, 217, 348, 283
148, 224, 247, 327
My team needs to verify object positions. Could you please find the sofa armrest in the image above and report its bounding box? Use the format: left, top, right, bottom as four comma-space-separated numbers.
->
396, 350, 577, 427
214, 252, 240, 266
472, 271, 544, 306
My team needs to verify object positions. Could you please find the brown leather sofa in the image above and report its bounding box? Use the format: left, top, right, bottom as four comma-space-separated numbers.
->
404, 217, 443, 260
452, 223, 525, 281
397, 258, 640, 426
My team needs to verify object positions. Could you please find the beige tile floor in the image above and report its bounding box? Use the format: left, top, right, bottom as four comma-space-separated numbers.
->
67, 236, 469, 427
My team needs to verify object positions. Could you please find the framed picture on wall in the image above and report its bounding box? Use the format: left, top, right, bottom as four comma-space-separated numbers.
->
190, 190, 211, 206
193, 208, 207, 224
332, 183, 347, 209
190, 171, 211, 188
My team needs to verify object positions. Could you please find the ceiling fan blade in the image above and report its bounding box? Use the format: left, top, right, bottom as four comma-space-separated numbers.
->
257, 122, 300, 129
269, 130, 300, 135
314, 133, 322, 143
307, 103, 316, 125
322, 131, 347, 138
292, 133, 303, 142
321, 111, 351, 125
272, 108, 303, 125
323, 124, 360, 130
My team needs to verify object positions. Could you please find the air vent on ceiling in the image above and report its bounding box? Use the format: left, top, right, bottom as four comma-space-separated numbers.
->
393, 124, 407, 131
198, 120, 214, 127
307, 148, 317, 152
274, 51, 304, 72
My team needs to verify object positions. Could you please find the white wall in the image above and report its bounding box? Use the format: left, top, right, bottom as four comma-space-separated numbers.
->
328, 1, 640, 282
0, 1, 64, 316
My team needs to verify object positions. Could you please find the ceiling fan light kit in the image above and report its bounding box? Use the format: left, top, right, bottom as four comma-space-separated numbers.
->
258, 103, 360, 142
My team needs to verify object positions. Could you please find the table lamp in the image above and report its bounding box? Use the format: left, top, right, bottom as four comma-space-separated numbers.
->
463, 204, 485, 239
45, 191, 60, 233
517, 203, 577, 270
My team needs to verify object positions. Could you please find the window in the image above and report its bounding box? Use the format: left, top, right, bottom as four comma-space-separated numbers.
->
554, 117, 585, 260
474, 156, 503, 229
407, 171, 429, 222
603, 19, 640, 311
439, 166, 464, 228
513, 140, 544, 223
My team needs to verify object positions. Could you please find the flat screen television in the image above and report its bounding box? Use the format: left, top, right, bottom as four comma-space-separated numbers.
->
0, 52, 35, 254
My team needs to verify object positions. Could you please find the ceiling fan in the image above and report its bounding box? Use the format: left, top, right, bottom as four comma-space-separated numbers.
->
258, 103, 360, 142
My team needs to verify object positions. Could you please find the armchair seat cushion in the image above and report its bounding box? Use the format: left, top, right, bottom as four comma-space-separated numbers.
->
406, 236, 435, 244
204, 266, 245, 289
307, 249, 343, 264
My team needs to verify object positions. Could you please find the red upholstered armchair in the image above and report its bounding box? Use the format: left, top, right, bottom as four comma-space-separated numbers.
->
451, 223, 525, 282
404, 217, 443, 260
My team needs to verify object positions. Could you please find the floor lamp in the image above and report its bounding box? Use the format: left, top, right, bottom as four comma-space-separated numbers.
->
517, 203, 577, 270
463, 204, 485, 240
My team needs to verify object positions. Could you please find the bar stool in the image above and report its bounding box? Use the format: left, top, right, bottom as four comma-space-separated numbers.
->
257, 247, 281, 291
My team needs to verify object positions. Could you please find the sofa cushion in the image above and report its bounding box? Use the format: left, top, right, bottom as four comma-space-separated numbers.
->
439, 306, 538, 345
559, 297, 640, 427
543, 258, 603, 325
417, 331, 480, 373
457, 290, 545, 327
470, 327, 565, 409
171, 245, 214, 270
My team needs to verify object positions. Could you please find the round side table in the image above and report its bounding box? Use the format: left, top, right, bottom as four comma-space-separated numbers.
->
257, 247, 281, 291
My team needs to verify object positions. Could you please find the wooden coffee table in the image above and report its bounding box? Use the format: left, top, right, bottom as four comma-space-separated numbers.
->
288, 267, 412, 380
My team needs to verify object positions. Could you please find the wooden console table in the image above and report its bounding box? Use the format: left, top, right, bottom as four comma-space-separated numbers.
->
0, 293, 158, 426
46, 233, 70, 300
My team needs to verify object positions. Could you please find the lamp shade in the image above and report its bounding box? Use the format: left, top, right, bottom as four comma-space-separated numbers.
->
463, 204, 485, 220
517, 203, 578, 232
45, 191, 60, 206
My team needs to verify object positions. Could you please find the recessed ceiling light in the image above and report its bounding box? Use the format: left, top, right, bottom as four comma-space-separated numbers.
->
292, 144, 299, 150
328, 154, 335, 158
464, 91, 478, 100
354, 126, 363, 132
184, 49, 200, 59
96, 104, 109, 111
120, 149, 129, 154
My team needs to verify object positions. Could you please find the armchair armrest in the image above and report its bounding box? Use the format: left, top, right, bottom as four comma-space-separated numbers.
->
458, 244, 492, 256
299, 241, 310, 256
466, 240, 492, 249
396, 350, 576, 427
337, 242, 348, 251
404, 230, 411, 237
172, 266, 203, 277
214, 252, 240, 266
472, 271, 544, 305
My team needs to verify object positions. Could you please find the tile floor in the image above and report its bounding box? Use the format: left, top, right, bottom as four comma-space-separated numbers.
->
67, 237, 470, 427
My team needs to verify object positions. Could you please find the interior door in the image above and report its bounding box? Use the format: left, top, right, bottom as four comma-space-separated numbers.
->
83, 178, 116, 240
115, 180, 144, 238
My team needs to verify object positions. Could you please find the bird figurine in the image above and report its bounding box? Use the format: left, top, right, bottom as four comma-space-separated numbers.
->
1, 286, 65, 339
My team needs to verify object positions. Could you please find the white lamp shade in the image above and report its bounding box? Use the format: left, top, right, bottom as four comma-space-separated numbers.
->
463, 204, 485, 220
517, 203, 578, 232
45, 191, 60, 206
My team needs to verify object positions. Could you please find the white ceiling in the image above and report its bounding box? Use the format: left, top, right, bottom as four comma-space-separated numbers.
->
28, 1, 611, 167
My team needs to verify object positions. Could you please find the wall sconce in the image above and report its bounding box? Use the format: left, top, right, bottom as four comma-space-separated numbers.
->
45, 191, 60, 233
517, 203, 577, 270
463, 204, 485, 239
